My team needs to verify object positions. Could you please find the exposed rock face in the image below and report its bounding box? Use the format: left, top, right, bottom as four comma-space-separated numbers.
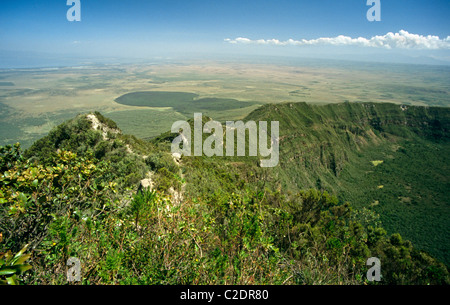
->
138, 171, 154, 191
86, 114, 121, 140
172, 152, 182, 164
168, 186, 184, 205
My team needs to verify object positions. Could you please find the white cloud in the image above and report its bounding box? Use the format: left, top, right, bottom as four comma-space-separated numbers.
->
225, 30, 450, 50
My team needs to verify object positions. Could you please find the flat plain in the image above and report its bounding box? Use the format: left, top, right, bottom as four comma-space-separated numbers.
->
1, 59, 449, 147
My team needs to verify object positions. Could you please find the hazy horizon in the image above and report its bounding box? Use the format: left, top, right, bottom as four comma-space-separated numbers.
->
1, 1, 449, 68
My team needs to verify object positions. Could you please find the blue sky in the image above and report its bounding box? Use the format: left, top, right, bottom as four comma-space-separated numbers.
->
1, 0, 449, 65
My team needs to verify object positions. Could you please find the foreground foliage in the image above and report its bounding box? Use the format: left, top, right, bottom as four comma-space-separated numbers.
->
1, 143, 448, 285
1, 105, 449, 285
0, 244, 32, 285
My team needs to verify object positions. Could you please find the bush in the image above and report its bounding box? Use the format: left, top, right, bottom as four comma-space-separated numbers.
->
0, 145, 117, 252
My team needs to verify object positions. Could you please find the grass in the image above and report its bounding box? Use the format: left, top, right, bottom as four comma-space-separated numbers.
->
114, 91, 261, 117
106, 108, 188, 140
1, 60, 449, 148
115, 91, 199, 107
371, 160, 384, 166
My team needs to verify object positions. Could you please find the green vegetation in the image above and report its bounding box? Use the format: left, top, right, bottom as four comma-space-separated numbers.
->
1, 142, 448, 284
107, 109, 188, 140
114, 91, 261, 118
377, 84, 450, 107
1, 101, 449, 285
370, 160, 384, 167
0, 244, 32, 285
339, 139, 450, 265
242, 102, 450, 265
115, 91, 199, 107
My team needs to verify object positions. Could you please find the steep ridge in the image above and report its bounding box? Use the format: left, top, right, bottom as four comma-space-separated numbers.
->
243, 102, 450, 264
244, 102, 449, 189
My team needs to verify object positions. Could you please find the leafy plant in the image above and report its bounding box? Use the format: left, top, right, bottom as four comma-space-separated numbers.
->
0, 244, 32, 285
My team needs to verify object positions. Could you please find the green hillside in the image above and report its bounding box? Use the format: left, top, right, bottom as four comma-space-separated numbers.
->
243, 102, 450, 264
162, 102, 449, 265
1, 102, 449, 285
